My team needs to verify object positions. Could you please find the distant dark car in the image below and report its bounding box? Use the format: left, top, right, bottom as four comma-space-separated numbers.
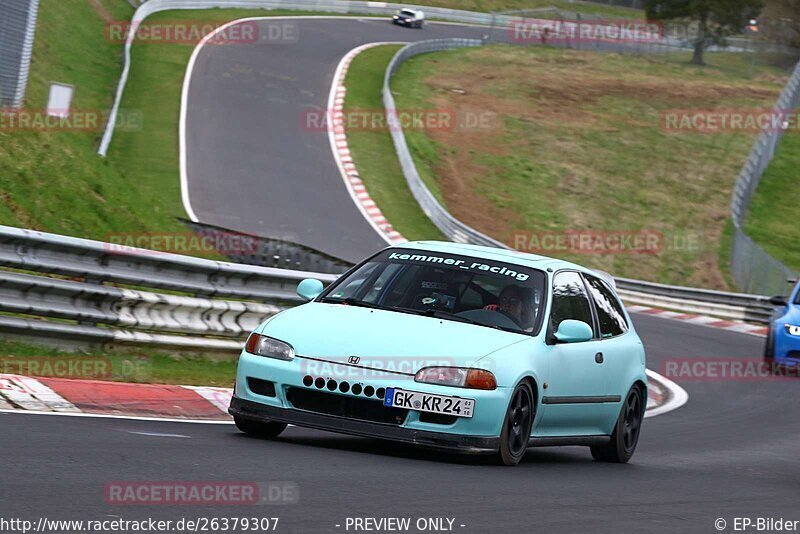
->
392, 8, 425, 28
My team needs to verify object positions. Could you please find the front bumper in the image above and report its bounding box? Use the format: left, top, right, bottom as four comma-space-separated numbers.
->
775, 330, 800, 364
229, 396, 499, 454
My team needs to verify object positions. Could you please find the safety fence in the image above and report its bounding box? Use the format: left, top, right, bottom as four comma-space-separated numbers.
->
729, 59, 800, 295
0, 0, 39, 108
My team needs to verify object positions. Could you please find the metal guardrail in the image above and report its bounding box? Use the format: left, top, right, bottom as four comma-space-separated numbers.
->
0, 225, 336, 301
0, 224, 780, 357
615, 277, 775, 323
0, 225, 337, 351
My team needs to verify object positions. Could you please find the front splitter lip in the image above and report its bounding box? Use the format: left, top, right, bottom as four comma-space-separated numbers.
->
229, 396, 499, 454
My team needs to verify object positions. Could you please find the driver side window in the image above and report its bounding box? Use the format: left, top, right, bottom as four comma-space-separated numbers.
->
550, 271, 594, 334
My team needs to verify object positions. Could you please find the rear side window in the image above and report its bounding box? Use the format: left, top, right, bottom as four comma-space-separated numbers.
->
550, 271, 594, 332
585, 275, 629, 338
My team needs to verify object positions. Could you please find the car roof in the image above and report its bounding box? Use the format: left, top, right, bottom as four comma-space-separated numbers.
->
391, 240, 603, 277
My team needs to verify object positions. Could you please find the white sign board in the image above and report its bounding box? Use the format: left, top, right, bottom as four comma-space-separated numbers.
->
46, 83, 74, 118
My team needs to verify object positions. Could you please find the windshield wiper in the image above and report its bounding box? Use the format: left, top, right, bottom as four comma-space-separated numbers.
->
422, 308, 524, 333
319, 297, 390, 311
418, 308, 485, 326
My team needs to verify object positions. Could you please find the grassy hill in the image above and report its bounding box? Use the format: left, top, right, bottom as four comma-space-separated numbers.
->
348, 44, 790, 289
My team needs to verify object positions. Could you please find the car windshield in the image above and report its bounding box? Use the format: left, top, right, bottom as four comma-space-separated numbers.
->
318, 248, 547, 335
400, 10, 416, 16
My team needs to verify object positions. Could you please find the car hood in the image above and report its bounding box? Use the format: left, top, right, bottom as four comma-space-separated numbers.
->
259, 303, 528, 372
780, 304, 800, 325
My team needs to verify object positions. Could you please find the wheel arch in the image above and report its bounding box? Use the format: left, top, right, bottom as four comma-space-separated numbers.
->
517, 375, 539, 406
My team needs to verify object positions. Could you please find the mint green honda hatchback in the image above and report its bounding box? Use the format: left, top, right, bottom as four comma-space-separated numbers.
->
229, 241, 647, 465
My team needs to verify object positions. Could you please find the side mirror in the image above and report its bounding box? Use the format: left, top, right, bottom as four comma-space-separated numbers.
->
769, 295, 788, 307
297, 279, 324, 302
554, 319, 594, 343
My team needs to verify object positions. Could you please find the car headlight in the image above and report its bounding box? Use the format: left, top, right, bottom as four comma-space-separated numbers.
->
393, 15, 399, 19
785, 324, 800, 336
414, 366, 497, 390
245, 334, 295, 361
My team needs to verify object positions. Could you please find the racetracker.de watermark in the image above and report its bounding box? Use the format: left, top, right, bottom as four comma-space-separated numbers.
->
301, 357, 478, 380
662, 109, 800, 133
104, 20, 298, 45
0, 357, 150, 380
509, 18, 663, 44
301, 108, 498, 132
661, 358, 800, 382
510, 230, 702, 256
0, 109, 142, 132
104, 482, 299, 506
103, 231, 259, 256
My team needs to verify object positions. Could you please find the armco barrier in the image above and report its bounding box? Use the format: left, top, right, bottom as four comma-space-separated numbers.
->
0, 225, 336, 351
0, 224, 778, 357
0, 225, 335, 301
614, 277, 775, 323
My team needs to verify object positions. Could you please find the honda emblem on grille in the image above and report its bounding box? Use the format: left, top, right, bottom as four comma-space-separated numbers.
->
348, 356, 361, 365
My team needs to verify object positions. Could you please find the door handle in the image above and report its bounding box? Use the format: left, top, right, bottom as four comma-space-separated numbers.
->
595, 352, 604, 364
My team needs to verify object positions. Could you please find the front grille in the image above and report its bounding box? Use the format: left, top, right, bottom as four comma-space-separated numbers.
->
419, 412, 458, 425
286, 387, 408, 425
787, 351, 800, 360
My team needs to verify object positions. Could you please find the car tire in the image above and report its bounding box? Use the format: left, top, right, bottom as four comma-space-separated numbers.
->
234, 416, 287, 439
590, 386, 643, 463
498, 382, 534, 466
764, 324, 775, 365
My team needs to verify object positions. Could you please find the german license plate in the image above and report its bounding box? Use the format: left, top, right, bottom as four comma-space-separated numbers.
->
384, 387, 474, 418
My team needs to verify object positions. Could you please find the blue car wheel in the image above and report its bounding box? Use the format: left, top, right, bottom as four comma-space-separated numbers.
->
591, 386, 643, 463
499, 382, 535, 466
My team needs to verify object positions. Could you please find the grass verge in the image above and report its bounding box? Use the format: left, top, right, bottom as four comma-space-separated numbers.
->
373, 45, 789, 289
0, 339, 237, 386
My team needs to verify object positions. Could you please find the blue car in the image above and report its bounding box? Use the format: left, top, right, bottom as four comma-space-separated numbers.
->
229, 242, 647, 465
765, 280, 800, 367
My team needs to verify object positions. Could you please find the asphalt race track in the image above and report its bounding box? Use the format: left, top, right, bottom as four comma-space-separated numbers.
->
3, 314, 797, 533
184, 18, 498, 262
